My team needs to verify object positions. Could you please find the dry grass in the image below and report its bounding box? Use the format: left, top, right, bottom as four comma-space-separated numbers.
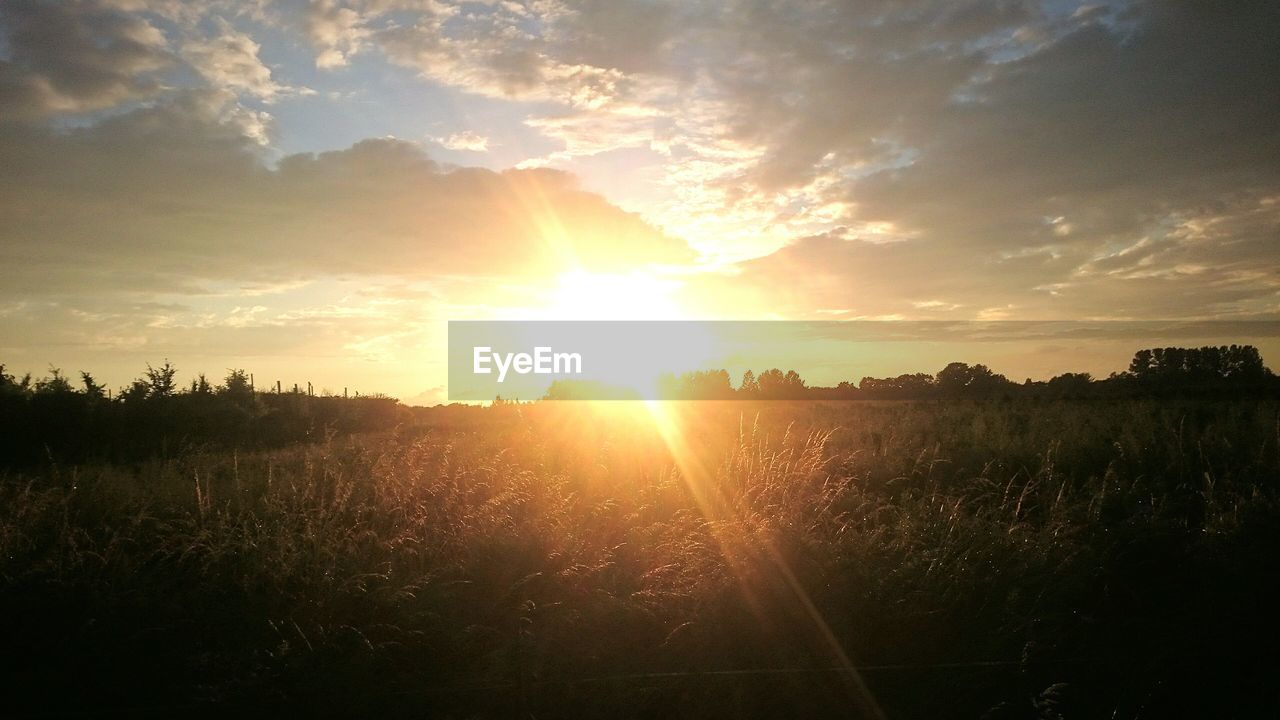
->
1, 398, 1278, 718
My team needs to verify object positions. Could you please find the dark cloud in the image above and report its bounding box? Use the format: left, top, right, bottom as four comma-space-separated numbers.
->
839, 1, 1280, 242
687, 207, 1279, 319
0, 0, 170, 119
670, 0, 1280, 318
0, 92, 693, 299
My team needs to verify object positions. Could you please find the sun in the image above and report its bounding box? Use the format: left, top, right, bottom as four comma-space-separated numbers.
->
542, 270, 689, 320
472, 268, 712, 398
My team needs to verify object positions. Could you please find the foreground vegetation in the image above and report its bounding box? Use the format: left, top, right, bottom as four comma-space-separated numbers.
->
2, 398, 1278, 718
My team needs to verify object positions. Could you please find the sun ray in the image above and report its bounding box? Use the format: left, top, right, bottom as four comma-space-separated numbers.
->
642, 400, 886, 718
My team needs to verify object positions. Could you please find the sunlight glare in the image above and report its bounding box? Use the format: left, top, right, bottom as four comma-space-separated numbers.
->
544, 270, 688, 320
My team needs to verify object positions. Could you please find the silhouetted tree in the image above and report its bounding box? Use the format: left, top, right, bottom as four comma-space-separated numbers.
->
0, 364, 32, 397
1127, 345, 1270, 388
859, 373, 935, 399
145, 360, 178, 398
810, 380, 861, 400
658, 369, 735, 399
35, 367, 74, 394
0, 359, 406, 467
692, 369, 735, 399
1046, 372, 1093, 398
191, 373, 213, 395
80, 371, 106, 399
936, 362, 1014, 398
120, 379, 151, 404
220, 369, 254, 402
756, 368, 806, 399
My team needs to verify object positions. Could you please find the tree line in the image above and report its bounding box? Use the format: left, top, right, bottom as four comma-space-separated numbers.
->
3, 345, 1273, 464
565, 345, 1276, 400
0, 362, 405, 467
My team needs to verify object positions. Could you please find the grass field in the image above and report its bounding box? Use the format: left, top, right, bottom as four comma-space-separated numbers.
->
2, 398, 1278, 718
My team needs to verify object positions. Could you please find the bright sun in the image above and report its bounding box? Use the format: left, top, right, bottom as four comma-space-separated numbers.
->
543, 270, 689, 320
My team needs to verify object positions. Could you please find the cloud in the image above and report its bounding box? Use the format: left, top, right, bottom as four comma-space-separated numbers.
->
0, 93, 694, 302
0, 0, 171, 119
434, 130, 489, 152
375, 18, 629, 109
305, 0, 371, 69
297, 0, 639, 109
585, 0, 1277, 319
11, 1, 1269, 324
683, 195, 1280, 320
182, 20, 298, 101
820, 3, 1280, 246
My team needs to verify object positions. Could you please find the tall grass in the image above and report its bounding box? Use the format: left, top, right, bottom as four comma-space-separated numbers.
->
1, 398, 1278, 718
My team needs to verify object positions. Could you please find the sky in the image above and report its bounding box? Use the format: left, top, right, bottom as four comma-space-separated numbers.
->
1, 0, 1278, 402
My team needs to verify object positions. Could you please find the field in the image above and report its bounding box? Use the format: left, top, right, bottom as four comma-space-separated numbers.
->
2, 398, 1279, 718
